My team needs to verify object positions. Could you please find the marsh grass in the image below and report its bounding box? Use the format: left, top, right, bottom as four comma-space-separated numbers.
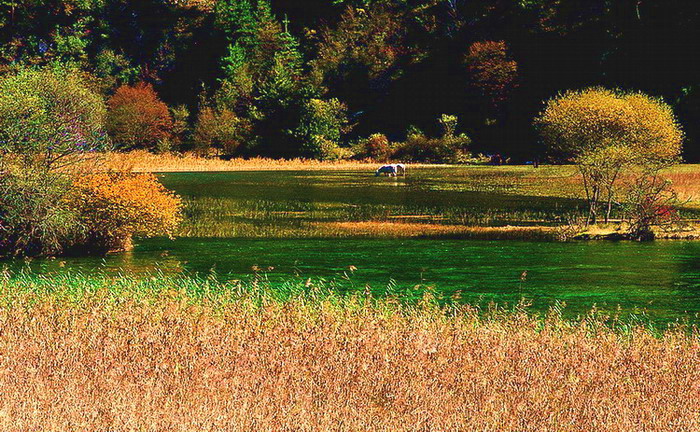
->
1, 272, 700, 430
93, 157, 700, 239
176, 195, 577, 238
168, 165, 699, 239
316, 221, 558, 239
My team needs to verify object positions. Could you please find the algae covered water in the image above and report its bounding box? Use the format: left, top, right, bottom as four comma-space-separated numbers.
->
8, 237, 700, 323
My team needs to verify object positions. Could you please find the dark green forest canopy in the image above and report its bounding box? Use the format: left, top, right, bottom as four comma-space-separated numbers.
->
1, 0, 698, 161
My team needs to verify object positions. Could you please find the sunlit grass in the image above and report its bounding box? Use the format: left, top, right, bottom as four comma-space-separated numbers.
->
2, 272, 699, 430
99, 150, 399, 172
98, 157, 700, 239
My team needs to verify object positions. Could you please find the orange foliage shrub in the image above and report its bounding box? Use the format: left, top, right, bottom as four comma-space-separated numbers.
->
465, 41, 518, 107
357, 133, 392, 161
73, 173, 182, 251
107, 83, 174, 150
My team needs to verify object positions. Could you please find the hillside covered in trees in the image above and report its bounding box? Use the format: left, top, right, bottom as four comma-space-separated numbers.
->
2, 0, 698, 161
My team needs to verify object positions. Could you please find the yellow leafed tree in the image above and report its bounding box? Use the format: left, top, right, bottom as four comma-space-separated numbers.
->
535, 87, 683, 224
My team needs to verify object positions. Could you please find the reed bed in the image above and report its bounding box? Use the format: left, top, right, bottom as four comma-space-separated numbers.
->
100, 150, 397, 172
664, 167, 700, 206
1, 273, 699, 431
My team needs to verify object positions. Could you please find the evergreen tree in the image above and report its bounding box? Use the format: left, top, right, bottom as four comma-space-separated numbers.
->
215, 0, 257, 45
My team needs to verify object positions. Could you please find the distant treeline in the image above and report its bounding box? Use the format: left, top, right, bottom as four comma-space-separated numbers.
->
1, 0, 698, 161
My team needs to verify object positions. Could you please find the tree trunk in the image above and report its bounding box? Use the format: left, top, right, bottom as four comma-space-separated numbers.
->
589, 185, 599, 225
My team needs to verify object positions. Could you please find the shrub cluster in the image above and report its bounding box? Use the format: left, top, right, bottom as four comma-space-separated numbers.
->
385, 115, 472, 163
352, 115, 472, 163
0, 168, 182, 256
0, 68, 182, 257
72, 173, 182, 252
353, 133, 393, 161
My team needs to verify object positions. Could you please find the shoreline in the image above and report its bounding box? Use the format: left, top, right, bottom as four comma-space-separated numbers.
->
175, 222, 700, 241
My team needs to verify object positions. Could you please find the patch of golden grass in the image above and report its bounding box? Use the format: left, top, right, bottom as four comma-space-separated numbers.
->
2, 287, 700, 431
663, 168, 700, 206
318, 221, 557, 240
100, 150, 398, 172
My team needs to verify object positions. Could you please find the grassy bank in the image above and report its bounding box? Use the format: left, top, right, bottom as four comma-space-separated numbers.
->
101, 150, 699, 207
95, 153, 700, 240
1, 273, 700, 431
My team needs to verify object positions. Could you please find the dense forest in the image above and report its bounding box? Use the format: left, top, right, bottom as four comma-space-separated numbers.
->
1, 0, 698, 161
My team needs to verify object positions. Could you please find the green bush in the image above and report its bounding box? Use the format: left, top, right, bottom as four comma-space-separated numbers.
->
295, 98, 350, 160
170, 104, 191, 150
394, 115, 471, 163
0, 66, 108, 166
193, 106, 254, 156
0, 66, 110, 256
0, 166, 83, 257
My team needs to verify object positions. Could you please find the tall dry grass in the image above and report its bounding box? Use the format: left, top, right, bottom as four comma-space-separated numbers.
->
99, 150, 393, 172
319, 221, 558, 240
1, 274, 700, 431
664, 167, 700, 206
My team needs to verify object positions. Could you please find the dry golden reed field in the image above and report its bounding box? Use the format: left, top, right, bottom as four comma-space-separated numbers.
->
99, 150, 386, 172
2, 276, 700, 431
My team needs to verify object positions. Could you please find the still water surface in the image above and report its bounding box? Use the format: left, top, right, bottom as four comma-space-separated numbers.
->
9, 238, 700, 323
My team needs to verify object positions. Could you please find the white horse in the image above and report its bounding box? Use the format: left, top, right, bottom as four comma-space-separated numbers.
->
375, 164, 406, 177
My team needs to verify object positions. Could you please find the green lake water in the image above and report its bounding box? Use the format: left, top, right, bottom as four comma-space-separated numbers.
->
4, 169, 700, 322
8, 238, 700, 323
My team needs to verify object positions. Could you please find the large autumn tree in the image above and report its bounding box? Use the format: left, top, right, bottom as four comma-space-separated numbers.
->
465, 41, 518, 111
107, 83, 174, 150
535, 87, 684, 224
